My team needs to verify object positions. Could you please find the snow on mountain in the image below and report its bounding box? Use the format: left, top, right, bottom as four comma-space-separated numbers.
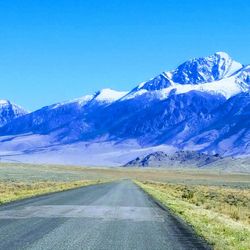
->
124, 52, 245, 100
165, 74, 243, 99
0, 89, 128, 135
235, 65, 250, 91
50, 89, 127, 109
0, 52, 249, 165
0, 100, 28, 127
51, 95, 94, 109
93, 88, 128, 103
170, 51, 243, 84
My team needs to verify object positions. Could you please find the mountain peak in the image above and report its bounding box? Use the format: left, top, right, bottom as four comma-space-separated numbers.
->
0, 99, 10, 106
126, 52, 245, 100
0, 100, 28, 127
214, 51, 231, 59
0, 99, 27, 112
171, 52, 242, 84
50, 94, 94, 109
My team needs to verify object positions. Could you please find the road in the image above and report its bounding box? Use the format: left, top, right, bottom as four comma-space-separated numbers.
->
0, 180, 210, 250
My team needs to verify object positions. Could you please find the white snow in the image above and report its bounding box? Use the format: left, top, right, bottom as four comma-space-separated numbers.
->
214, 52, 243, 78
121, 52, 245, 101
48, 89, 128, 110
0, 100, 28, 127
94, 88, 128, 102
215, 51, 230, 58
224, 60, 243, 77
123, 74, 243, 101
51, 95, 94, 109
171, 75, 242, 98
122, 89, 148, 100
138, 81, 146, 88
0, 51, 249, 164
0, 100, 9, 106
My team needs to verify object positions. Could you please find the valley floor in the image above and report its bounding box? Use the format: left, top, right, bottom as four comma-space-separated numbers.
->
0, 163, 249, 249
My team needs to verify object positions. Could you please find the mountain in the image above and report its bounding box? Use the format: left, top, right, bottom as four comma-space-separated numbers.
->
0, 52, 249, 166
125, 52, 244, 99
0, 100, 28, 127
124, 151, 222, 168
185, 91, 250, 156
0, 89, 127, 135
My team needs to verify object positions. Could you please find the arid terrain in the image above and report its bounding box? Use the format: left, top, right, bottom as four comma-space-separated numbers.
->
0, 162, 249, 249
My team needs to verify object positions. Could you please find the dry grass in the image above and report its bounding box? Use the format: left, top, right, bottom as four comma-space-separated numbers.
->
0, 162, 249, 205
0, 163, 112, 205
137, 181, 250, 250
0, 163, 249, 188
0, 180, 102, 204
0, 162, 250, 249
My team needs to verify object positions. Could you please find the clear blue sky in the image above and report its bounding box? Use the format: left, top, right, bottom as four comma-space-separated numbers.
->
0, 0, 249, 110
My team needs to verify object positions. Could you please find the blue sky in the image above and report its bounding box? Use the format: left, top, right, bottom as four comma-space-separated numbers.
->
0, 0, 249, 110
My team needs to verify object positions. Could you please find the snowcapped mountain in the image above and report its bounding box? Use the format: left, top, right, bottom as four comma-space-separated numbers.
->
124, 52, 245, 100
0, 100, 28, 127
170, 52, 242, 84
0, 88, 128, 135
92, 88, 128, 103
0, 52, 249, 165
51, 88, 128, 109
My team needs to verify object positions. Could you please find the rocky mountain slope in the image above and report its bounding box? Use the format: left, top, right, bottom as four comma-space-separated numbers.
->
0, 100, 28, 127
0, 52, 249, 165
124, 151, 222, 168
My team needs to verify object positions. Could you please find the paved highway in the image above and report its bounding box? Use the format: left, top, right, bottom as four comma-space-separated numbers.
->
0, 180, 210, 249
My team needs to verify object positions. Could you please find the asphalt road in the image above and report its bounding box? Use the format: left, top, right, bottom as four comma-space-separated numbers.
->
0, 180, 210, 250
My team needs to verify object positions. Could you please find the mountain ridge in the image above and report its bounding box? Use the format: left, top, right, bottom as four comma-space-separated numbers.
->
0, 51, 249, 166
0, 100, 28, 127
124, 151, 222, 168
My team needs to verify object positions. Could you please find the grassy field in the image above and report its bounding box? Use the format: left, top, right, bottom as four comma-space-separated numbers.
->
0, 180, 103, 204
1, 162, 249, 186
0, 162, 249, 249
136, 181, 250, 250
0, 163, 111, 204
